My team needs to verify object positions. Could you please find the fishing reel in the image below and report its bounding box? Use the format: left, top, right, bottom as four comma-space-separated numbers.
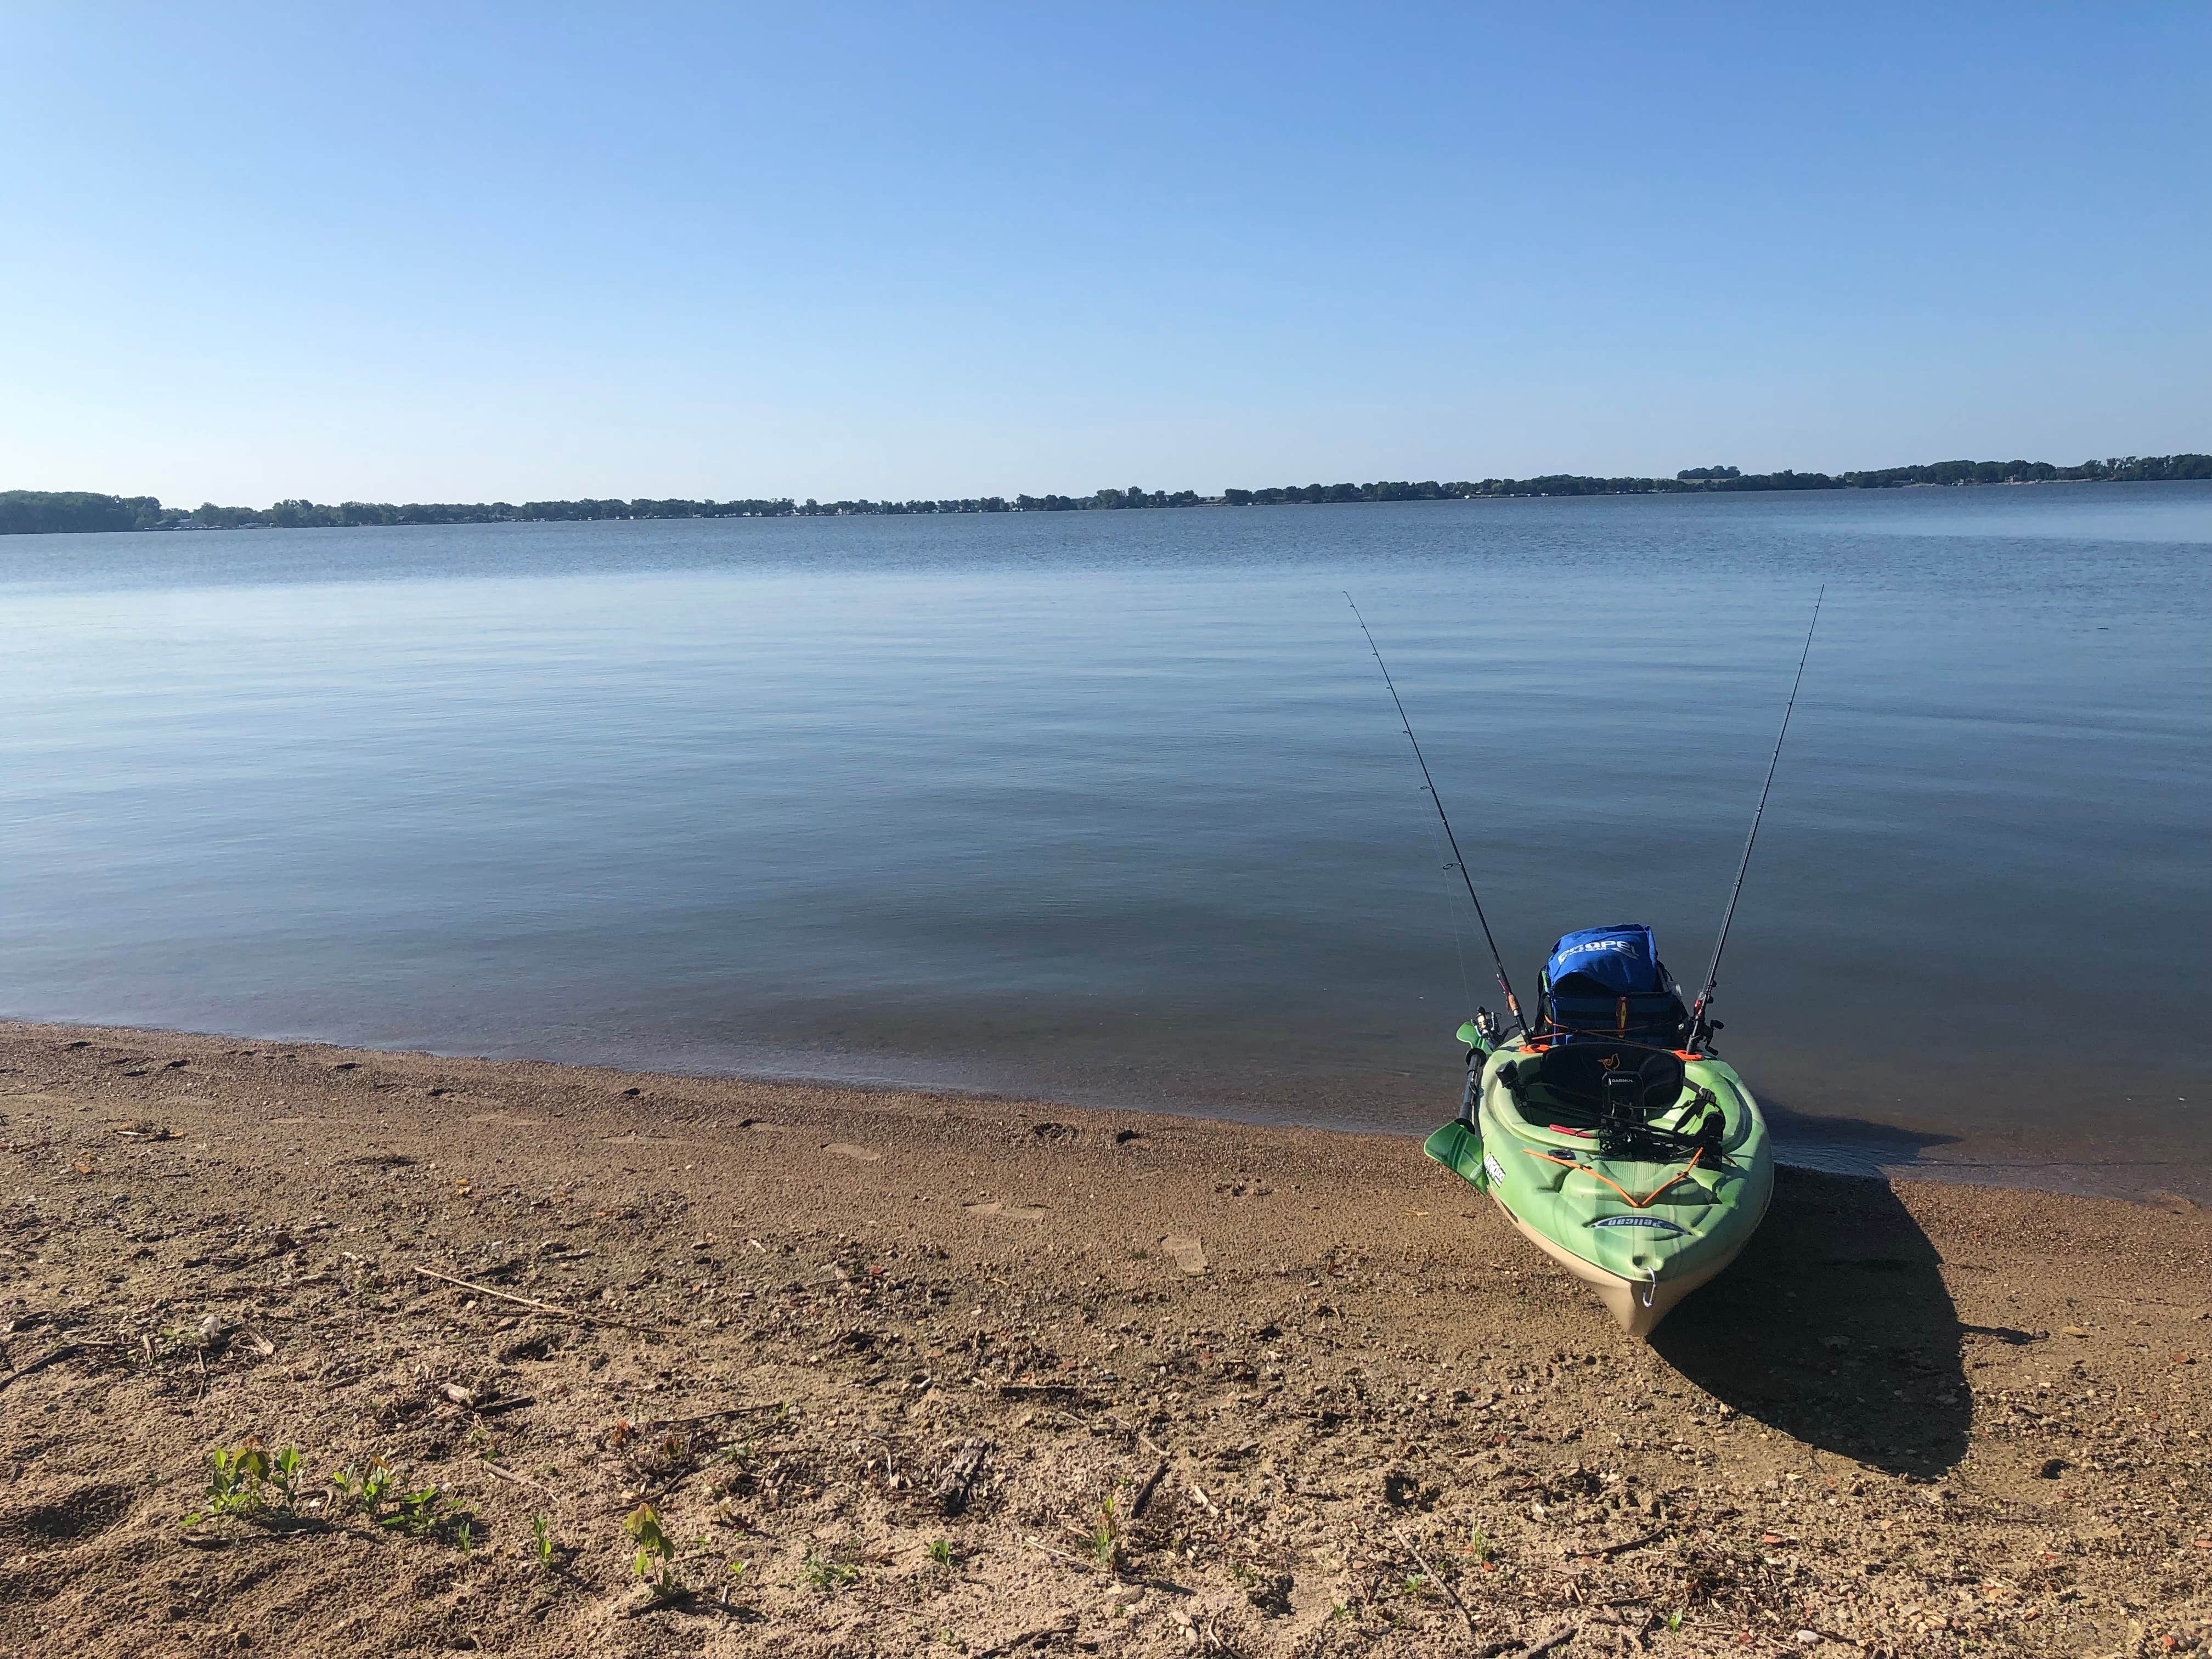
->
1463, 1007, 1503, 1068
1457, 1007, 1504, 1126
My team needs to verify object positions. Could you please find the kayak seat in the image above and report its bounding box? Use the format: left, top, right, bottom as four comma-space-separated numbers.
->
1545, 971, 1689, 1047
1506, 1044, 1686, 1126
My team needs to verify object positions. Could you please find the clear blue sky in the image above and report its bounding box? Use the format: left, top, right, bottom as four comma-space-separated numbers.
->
3, 3, 2205, 505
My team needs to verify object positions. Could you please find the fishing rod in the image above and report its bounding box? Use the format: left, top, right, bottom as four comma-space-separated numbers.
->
1346, 594, 1528, 1036
1688, 585, 1825, 1050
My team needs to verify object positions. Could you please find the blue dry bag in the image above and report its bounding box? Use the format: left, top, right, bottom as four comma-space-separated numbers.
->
1542, 924, 1687, 1046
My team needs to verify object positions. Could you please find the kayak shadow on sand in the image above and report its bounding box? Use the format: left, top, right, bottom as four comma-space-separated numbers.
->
1651, 1159, 1971, 1479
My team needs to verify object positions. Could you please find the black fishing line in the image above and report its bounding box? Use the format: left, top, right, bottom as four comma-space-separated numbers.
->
1346, 594, 1527, 1036
1689, 585, 1826, 1046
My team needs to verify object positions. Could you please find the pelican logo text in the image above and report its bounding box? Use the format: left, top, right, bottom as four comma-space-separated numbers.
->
1587, 1215, 1687, 1234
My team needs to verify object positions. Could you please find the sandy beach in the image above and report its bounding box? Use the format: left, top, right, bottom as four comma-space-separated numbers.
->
2, 1019, 2207, 1657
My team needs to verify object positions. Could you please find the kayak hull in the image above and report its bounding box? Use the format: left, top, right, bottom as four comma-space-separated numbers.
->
1425, 1045, 1774, 1337
1489, 1195, 1746, 1338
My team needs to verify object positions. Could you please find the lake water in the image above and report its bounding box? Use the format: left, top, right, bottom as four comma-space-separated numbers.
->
3, 484, 2207, 1200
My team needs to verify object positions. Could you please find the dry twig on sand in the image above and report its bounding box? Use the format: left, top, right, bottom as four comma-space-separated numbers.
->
1394, 1523, 1479, 1645
0, 1342, 84, 1393
1130, 1454, 1171, 1519
1588, 1527, 1667, 1558
645, 1402, 789, 1435
975, 1615, 1078, 1657
410, 1266, 679, 1335
1509, 1627, 1577, 1659
476, 1456, 562, 1503
934, 1438, 992, 1516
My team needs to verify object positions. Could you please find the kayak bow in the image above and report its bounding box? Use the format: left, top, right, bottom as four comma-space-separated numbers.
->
1425, 1022, 1773, 1336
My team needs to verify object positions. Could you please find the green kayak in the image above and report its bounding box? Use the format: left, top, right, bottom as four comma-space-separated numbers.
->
1425, 1018, 1774, 1338
1348, 591, 1820, 1339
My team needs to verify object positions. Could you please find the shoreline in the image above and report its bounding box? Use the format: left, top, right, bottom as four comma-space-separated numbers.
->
4, 1012, 2199, 1214
7, 465, 2207, 537
3, 1017, 2208, 1656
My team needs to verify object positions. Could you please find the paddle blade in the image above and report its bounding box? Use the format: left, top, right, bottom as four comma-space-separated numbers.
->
1423, 1119, 1489, 1192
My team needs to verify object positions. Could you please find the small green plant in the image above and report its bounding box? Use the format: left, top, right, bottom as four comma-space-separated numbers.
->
268, 1447, 304, 1508
329, 1458, 398, 1519
391, 1485, 445, 1537
709, 1438, 759, 1504
185, 1447, 261, 1523
397, 1483, 475, 1545
926, 1538, 955, 1568
1086, 1493, 1124, 1573
328, 1460, 471, 1545
1465, 1523, 1493, 1564
718, 1437, 758, 1468
625, 1502, 677, 1589
1666, 1609, 1685, 1632
183, 1440, 307, 1526
803, 1547, 858, 1592
529, 1513, 556, 1567
1402, 1571, 1429, 1596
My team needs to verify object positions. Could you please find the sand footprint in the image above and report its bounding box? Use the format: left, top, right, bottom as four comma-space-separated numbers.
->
963, 1200, 1047, 1220
825, 1143, 883, 1163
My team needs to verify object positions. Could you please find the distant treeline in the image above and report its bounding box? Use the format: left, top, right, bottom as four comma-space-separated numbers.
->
4, 454, 2208, 535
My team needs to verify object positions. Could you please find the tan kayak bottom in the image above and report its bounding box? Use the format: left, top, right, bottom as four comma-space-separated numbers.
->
1490, 1192, 1742, 1339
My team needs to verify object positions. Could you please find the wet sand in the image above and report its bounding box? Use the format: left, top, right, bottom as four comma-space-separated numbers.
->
2, 1020, 2207, 1657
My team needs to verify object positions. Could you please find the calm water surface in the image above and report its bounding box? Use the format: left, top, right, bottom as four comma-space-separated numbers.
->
3, 485, 2207, 1198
